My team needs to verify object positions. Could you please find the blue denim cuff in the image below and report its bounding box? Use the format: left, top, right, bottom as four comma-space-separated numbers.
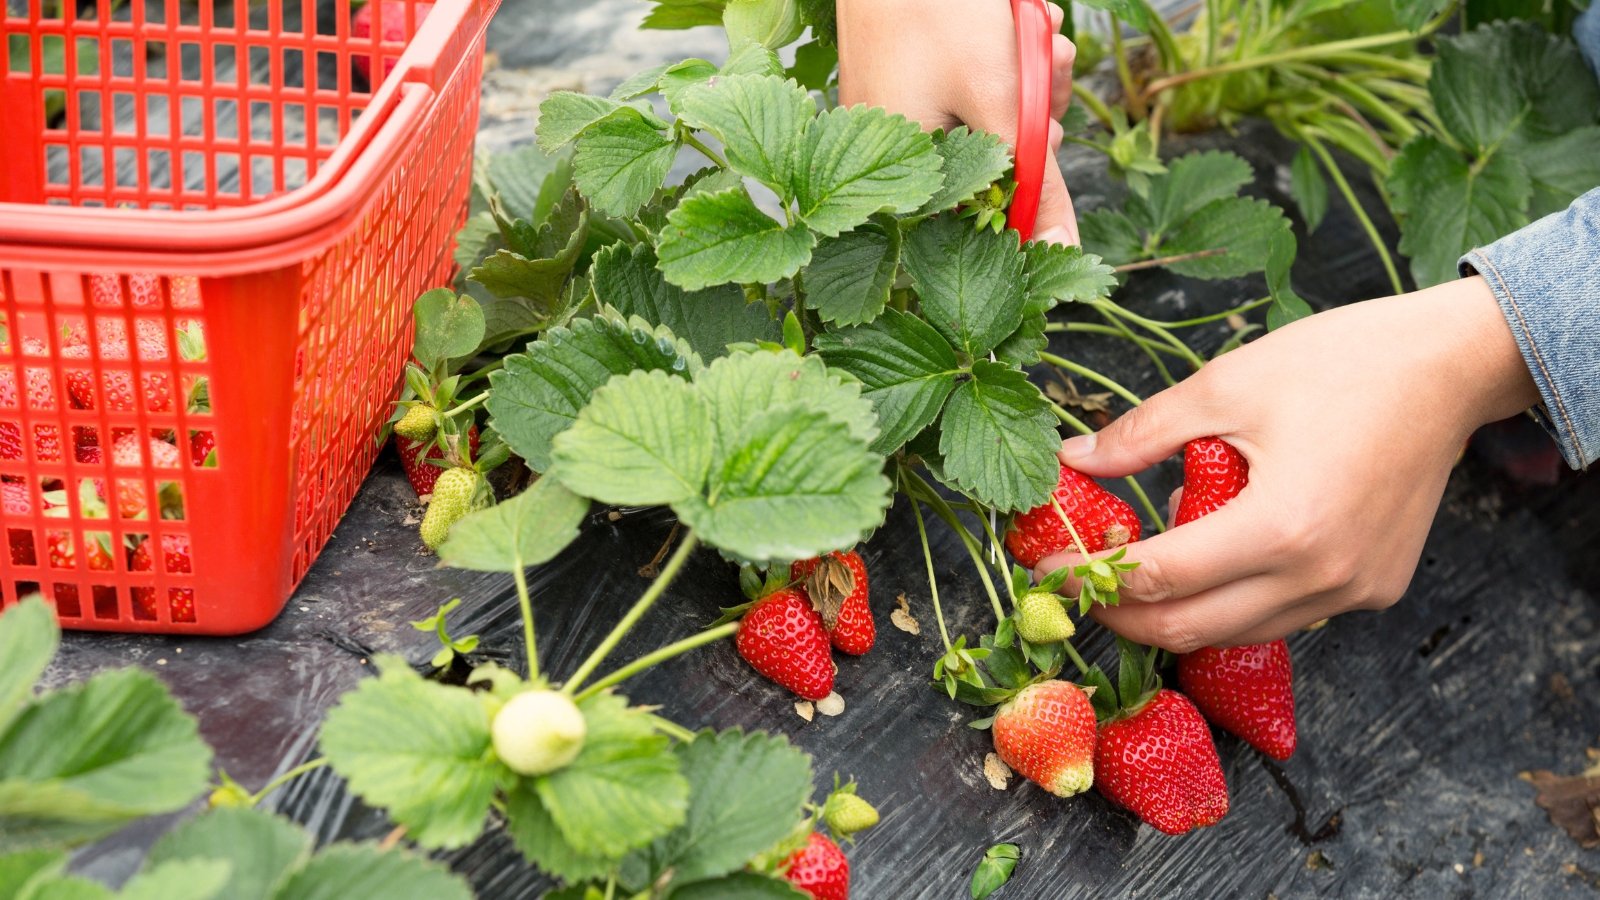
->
1459, 188, 1600, 470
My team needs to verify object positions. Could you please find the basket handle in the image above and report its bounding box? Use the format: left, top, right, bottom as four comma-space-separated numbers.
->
1005, 0, 1054, 242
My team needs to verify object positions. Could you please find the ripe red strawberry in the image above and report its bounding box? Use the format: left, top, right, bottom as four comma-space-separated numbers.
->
1095, 689, 1229, 835
352, 1, 434, 83
190, 430, 216, 467
782, 832, 849, 900
75, 428, 102, 464
62, 319, 172, 413
398, 426, 479, 498
1006, 464, 1142, 568
0, 341, 65, 462
132, 534, 196, 622
5, 481, 38, 565
736, 587, 834, 701
1175, 437, 1248, 525
992, 680, 1096, 797
109, 434, 182, 518
1170, 436, 1296, 760
791, 550, 874, 656
47, 531, 114, 572
1177, 641, 1296, 761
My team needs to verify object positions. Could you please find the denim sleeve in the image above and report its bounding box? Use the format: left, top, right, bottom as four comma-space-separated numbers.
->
1458, 187, 1600, 470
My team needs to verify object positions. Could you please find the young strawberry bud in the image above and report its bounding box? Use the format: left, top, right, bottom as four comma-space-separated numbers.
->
823, 792, 880, 837
492, 689, 587, 776
395, 404, 437, 442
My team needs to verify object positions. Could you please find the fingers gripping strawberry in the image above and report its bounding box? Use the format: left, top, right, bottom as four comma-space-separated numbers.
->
1173, 437, 1298, 760
991, 680, 1097, 798
1095, 689, 1229, 835
792, 550, 874, 656
735, 587, 835, 701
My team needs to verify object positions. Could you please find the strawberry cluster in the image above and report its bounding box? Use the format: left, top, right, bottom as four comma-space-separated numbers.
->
733, 549, 875, 702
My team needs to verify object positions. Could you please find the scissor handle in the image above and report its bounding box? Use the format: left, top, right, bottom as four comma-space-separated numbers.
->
1005, 0, 1053, 241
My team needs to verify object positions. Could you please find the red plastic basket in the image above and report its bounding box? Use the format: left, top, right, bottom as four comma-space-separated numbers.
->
0, 0, 498, 634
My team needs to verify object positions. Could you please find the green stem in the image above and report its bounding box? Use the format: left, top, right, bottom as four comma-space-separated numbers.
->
1294, 65, 1419, 142
1071, 82, 1115, 129
1094, 307, 1179, 385
441, 390, 490, 418
1126, 296, 1274, 328
1109, 16, 1148, 119
1051, 404, 1167, 533
1044, 322, 1188, 357
564, 532, 701, 694
1094, 301, 1207, 370
1062, 640, 1091, 678
513, 565, 539, 681
902, 470, 1006, 623
457, 358, 504, 385
575, 622, 739, 702
1049, 494, 1096, 559
974, 512, 1020, 613
1138, 0, 1185, 73
908, 491, 953, 651
681, 130, 729, 169
1302, 131, 1404, 295
1141, 30, 1421, 100
1039, 352, 1145, 408
1316, 51, 1430, 81
1202, 0, 1219, 67
247, 758, 328, 806
648, 714, 697, 743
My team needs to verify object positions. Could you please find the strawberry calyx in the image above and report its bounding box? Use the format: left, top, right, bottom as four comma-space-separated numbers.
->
1082, 636, 1165, 725
958, 178, 1017, 234
715, 563, 798, 625
1072, 546, 1139, 614
820, 774, 879, 842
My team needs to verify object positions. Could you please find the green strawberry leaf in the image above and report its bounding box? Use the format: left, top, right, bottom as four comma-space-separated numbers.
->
787, 40, 838, 91
670, 874, 808, 899
814, 309, 961, 454
642, 0, 726, 29
549, 368, 715, 507
1431, 21, 1600, 155
270, 843, 473, 900
1520, 126, 1600, 218
721, 41, 787, 77
573, 115, 680, 218
803, 217, 902, 326
1157, 196, 1292, 280
795, 105, 945, 237
936, 361, 1058, 513
678, 403, 891, 562
469, 189, 589, 305
533, 692, 689, 858
0, 598, 57, 735
659, 59, 720, 113
1128, 150, 1253, 238
969, 842, 1020, 900
692, 349, 879, 459
536, 93, 667, 153
146, 808, 310, 900
641, 730, 813, 885
724, 0, 805, 49
504, 782, 614, 884
1388, 135, 1531, 287
903, 215, 1028, 358
1071, 0, 1150, 30
0, 669, 211, 853
0, 849, 67, 899
436, 477, 589, 573
116, 860, 231, 900
485, 143, 573, 226
992, 312, 1048, 367
657, 187, 818, 290
486, 312, 701, 472
1078, 209, 1143, 269
1082, 666, 1118, 721
1264, 230, 1312, 331
919, 127, 1013, 217
678, 75, 813, 194
591, 242, 780, 359
610, 64, 669, 101
1289, 145, 1328, 233
637, 167, 747, 237
412, 289, 485, 371
318, 658, 506, 849
1391, 0, 1450, 30
1022, 242, 1116, 314
798, 0, 837, 43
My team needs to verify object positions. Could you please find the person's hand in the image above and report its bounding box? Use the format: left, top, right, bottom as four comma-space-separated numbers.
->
836, 0, 1080, 244
1036, 277, 1540, 651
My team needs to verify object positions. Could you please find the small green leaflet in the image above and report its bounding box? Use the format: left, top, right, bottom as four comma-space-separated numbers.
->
691, 350, 879, 459
536, 93, 667, 154
970, 843, 1020, 899
0, 669, 212, 853
1289, 146, 1328, 234
937, 361, 1059, 513
1072, 0, 1150, 30
903, 215, 1029, 358
1077, 209, 1144, 268
640, 730, 813, 886
677, 74, 813, 194
815, 309, 961, 454
641, 0, 725, 29
1159, 196, 1292, 280
1127, 150, 1253, 240
637, 166, 746, 237
532, 692, 689, 858
436, 478, 589, 573
146, 808, 311, 900
1521, 127, 1600, 218
318, 657, 507, 849
504, 783, 614, 884
787, 40, 837, 91
795, 105, 945, 236
0, 598, 57, 734
723, 0, 805, 50
412, 289, 485, 372
1264, 230, 1312, 331
486, 312, 701, 472
993, 312, 1047, 367
573, 115, 681, 218
469, 189, 589, 306
592, 242, 780, 359
550, 369, 715, 507
657, 188, 817, 290
270, 843, 474, 900
919, 127, 1012, 217
1389, 135, 1531, 287
1431, 20, 1598, 155
804, 218, 902, 326
1022, 242, 1116, 314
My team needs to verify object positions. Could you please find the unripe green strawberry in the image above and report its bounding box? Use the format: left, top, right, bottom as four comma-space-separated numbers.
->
1016, 591, 1075, 644
492, 689, 587, 776
1088, 569, 1119, 594
421, 467, 481, 549
395, 404, 437, 441
823, 792, 879, 837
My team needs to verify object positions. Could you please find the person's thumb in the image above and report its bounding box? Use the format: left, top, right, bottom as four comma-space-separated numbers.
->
1031, 122, 1078, 245
1057, 386, 1206, 478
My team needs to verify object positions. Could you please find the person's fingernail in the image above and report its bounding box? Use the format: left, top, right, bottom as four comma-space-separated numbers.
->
1059, 433, 1096, 460
1035, 225, 1074, 246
